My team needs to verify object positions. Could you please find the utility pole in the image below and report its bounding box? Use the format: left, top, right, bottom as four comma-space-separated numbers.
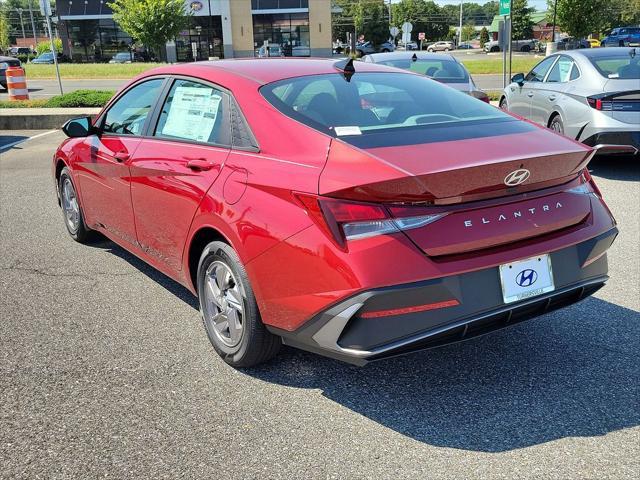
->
551, 0, 558, 43
17, 8, 26, 40
27, 0, 38, 46
207, 0, 213, 58
458, 0, 463, 47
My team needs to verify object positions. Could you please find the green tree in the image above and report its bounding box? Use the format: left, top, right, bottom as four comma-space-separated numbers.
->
482, 1, 499, 23
0, 6, 10, 53
479, 26, 490, 47
391, 0, 448, 42
511, 0, 534, 40
547, 0, 616, 38
461, 23, 476, 42
108, 0, 190, 59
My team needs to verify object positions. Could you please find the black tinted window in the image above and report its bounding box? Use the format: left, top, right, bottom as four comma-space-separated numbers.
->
155, 79, 230, 145
103, 79, 164, 135
261, 72, 508, 136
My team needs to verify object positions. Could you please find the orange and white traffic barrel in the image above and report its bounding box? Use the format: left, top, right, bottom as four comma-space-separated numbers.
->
6, 66, 29, 101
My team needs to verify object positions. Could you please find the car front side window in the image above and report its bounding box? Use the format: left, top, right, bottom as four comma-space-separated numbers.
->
525, 56, 557, 82
102, 78, 165, 136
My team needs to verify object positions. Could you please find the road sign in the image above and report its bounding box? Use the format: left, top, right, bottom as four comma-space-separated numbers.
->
39, 0, 52, 17
390, 26, 399, 38
402, 22, 413, 34
418, 32, 425, 41
499, 0, 510, 16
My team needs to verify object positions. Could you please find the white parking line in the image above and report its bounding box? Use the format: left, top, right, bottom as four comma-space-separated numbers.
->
0, 130, 58, 152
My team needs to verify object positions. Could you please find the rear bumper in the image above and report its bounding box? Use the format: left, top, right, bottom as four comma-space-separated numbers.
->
270, 228, 617, 365
583, 131, 640, 155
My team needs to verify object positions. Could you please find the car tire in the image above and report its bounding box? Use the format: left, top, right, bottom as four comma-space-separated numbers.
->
520, 45, 531, 53
197, 241, 281, 368
381, 48, 390, 53
427, 48, 434, 52
58, 167, 93, 243
499, 98, 508, 110
356, 50, 363, 58
619, 40, 625, 47
444, 48, 450, 52
490, 46, 500, 52
549, 114, 564, 135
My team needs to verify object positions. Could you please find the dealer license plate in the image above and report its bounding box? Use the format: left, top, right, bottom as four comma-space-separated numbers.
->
499, 254, 555, 304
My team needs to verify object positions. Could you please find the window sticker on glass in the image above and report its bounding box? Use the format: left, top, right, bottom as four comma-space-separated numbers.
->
162, 86, 222, 142
334, 126, 362, 136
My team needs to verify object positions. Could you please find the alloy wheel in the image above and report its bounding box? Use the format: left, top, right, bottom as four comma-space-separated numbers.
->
61, 177, 80, 233
202, 260, 245, 348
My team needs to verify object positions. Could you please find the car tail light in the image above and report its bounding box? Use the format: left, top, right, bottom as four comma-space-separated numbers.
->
470, 90, 490, 103
295, 194, 445, 248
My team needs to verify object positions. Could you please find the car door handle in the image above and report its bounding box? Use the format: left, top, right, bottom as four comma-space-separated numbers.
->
186, 159, 215, 171
527, 92, 534, 98
113, 151, 130, 162
548, 95, 557, 101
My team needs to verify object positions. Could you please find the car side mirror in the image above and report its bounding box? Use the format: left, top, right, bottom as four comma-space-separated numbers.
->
511, 73, 525, 86
62, 116, 95, 138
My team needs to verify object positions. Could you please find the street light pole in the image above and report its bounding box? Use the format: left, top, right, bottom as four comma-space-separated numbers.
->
17, 8, 26, 40
27, 0, 38, 45
458, 0, 463, 47
551, 0, 558, 43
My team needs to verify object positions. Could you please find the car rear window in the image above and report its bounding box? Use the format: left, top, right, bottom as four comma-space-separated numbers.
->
261, 72, 508, 137
590, 52, 640, 79
375, 58, 470, 83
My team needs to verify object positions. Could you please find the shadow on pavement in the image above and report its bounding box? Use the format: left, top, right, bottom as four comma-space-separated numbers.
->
85, 237, 640, 453
589, 154, 640, 182
246, 296, 640, 453
87, 237, 199, 310
0, 134, 28, 149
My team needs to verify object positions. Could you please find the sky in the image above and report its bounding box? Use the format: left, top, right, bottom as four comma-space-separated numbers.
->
401, 0, 550, 12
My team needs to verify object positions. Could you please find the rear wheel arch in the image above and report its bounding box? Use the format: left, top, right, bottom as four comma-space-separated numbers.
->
547, 111, 561, 128
55, 158, 69, 205
188, 226, 232, 294
499, 96, 508, 110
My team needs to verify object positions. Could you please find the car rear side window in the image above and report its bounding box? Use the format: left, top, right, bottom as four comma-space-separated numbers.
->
261, 72, 509, 137
102, 79, 164, 136
546, 56, 575, 83
377, 58, 470, 83
154, 79, 231, 146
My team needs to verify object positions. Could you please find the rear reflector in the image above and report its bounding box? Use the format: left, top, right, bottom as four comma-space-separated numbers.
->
360, 299, 460, 318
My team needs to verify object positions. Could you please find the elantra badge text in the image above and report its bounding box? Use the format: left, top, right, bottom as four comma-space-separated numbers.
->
463, 202, 563, 227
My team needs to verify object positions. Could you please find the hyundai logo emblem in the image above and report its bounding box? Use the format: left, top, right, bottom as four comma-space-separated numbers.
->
504, 169, 531, 187
516, 269, 538, 287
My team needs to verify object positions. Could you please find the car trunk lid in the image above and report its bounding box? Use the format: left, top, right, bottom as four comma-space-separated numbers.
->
319, 119, 594, 255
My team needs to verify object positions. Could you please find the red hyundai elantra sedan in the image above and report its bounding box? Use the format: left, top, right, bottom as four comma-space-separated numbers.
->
53, 59, 617, 367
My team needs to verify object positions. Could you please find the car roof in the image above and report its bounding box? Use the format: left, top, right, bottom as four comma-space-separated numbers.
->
0, 56, 19, 61
561, 47, 638, 59
363, 52, 458, 62
140, 58, 403, 85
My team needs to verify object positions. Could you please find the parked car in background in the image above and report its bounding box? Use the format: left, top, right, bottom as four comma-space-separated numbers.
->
292, 45, 311, 57
8, 47, 34, 56
355, 40, 395, 56
457, 42, 476, 50
257, 44, 284, 58
30, 51, 67, 64
427, 41, 454, 52
363, 51, 489, 102
109, 52, 143, 63
53, 58, 617, 368
587, 38, 601, 48
601, 27, 640, 47
484, 39, 537, 53
499, 48, 639, 155
0, 55, 22, 89
557, 37, 591, 50
397, 41, 418, 51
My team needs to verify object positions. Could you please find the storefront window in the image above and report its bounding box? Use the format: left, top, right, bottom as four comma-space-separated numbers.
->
251, 0, 309, 9
253, 13, 310, 57
175, 16, 224, 62
66, 19, 135, 63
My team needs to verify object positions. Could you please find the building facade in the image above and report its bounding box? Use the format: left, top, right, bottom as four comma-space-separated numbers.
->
54, 0, 332, 62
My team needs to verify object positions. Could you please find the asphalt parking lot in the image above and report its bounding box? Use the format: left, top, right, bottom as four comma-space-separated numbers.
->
1, 131, 639, 479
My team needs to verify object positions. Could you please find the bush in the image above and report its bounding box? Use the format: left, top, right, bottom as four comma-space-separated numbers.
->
36, 38, 62, 56
44, 90, 115, 108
